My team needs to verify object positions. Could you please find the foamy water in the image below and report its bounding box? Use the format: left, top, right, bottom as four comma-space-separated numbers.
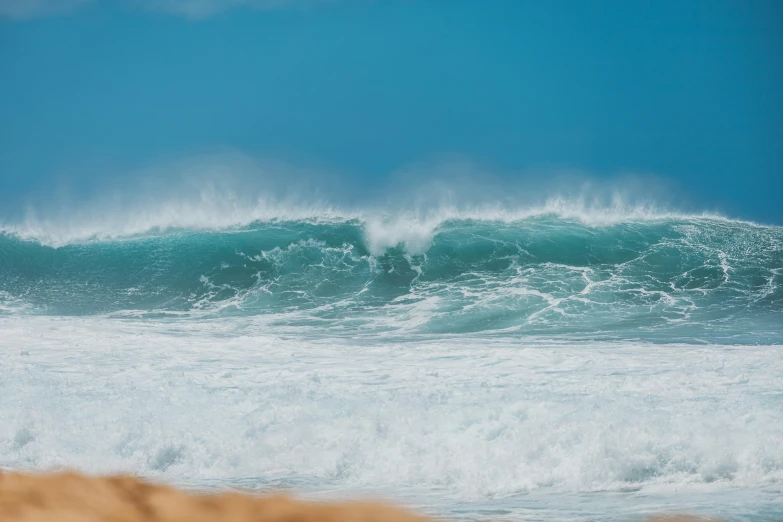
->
2, 316, 782, 520
1, 199, 782, 520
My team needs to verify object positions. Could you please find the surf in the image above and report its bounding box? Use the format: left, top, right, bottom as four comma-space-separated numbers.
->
1, 208, 780, 344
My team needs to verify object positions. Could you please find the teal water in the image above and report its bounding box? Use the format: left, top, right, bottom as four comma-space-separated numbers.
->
1, 212, 782, 521
2, 216, 781, 343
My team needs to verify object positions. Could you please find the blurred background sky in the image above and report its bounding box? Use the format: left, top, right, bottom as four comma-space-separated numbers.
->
1, 0, 781, 222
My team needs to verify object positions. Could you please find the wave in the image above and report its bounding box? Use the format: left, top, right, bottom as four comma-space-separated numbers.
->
0, 193, 749, 249
3, 322, 783, 514
1, 205, 781, 342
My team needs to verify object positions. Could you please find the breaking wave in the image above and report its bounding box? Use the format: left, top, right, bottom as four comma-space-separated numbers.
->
2, 185, 782, 520
1, 201, 781, 343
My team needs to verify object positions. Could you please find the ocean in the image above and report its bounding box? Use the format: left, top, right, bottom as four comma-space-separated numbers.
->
1, 205, 782, 521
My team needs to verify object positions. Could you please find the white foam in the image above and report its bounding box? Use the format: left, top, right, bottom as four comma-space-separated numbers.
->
1, 315, 781, 503
0, 189, 761, 253
1, 195, 352, 248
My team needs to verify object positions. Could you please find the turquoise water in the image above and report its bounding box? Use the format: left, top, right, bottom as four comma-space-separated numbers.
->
1, 211, 782, 520
2, 216, 781, 343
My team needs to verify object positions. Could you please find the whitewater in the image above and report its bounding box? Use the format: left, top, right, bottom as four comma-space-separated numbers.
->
1, 199, 782, 521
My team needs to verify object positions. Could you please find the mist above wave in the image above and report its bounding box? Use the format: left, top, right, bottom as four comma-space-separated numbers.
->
0, 153, 729, 250
0, 191, 736, 252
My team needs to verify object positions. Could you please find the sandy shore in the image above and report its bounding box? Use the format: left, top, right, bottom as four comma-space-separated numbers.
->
0, 471, 718, 522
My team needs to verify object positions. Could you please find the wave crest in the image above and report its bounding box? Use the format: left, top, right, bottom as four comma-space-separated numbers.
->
0, 191, 746, 250
1, 213, 781, 343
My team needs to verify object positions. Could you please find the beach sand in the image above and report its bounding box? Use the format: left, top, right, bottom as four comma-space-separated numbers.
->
0, 471, 716, 522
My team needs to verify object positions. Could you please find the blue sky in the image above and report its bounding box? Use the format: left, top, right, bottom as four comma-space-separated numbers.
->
1, 0, 781, 222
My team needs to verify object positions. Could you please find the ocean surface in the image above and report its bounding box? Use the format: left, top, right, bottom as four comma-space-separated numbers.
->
1, 204, 782, 521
